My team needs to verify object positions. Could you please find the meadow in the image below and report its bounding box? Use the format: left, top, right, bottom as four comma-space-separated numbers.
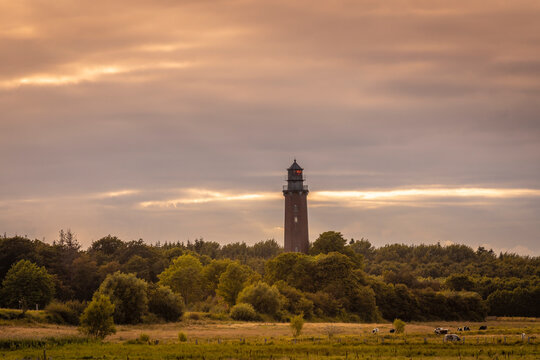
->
0, 317, 538, 359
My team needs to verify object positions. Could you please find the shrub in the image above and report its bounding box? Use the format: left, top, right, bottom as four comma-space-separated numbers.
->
138, 333, 150, 343
141, 312, 161, 324
237, 282, 281, 317
97, 272, 148, 324
46, 300, 85, 325
79, 294, 116, 339
178, 332, 188, 342
147, 284, 184, 322
230, 303, 258, 321
276, 281, 314, 319
186, 312, 201, 320
290, 314, 304, 337
393, 318, 405, 334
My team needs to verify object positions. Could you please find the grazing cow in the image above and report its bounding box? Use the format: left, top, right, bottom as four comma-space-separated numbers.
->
444, 334, 461, 342
464, 326, 470, 331
479, 325, 487, 330
389, 329, 395, 333
457, 327, 463, 331
435, 328, 449, 335
372, 328, 379, 334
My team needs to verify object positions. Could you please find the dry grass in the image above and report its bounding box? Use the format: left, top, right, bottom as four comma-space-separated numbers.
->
1, 318, 538, 343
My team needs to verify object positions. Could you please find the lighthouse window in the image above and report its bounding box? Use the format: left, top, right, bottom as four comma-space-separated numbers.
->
295, 170, 302, 175
294, 216, 298, 223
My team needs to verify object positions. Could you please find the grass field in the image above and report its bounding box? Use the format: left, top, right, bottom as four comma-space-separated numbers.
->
0, 317, 538, 359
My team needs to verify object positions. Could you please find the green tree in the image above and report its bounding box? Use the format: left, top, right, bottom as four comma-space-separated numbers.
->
265, 252, 315, 291
237, 281, 282, 316
217, 262, 252, 306
310, 231, 347, 255
251, 239, 282, 258
88, 235, 125, 265
158, 254, 204, 304
1, 260, 54, 312
445, 274, 475, 291
202, 259, 233, 296
97, 272, 148, 324
70, 254, 101, 301
349, 238, 375, 260
147, 283, 184, 322
79, 294, 116, 339
0, 236, 40, 280
122, 255, 151, 281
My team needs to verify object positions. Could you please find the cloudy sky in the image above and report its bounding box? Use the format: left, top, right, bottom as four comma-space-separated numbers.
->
1, 0, 539, 254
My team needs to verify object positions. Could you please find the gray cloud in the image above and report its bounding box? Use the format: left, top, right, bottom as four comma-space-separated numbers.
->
1, 0, 539, 254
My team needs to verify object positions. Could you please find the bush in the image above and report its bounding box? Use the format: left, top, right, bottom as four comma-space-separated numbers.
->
290, 314, 304, 337
147, 284, 184, 322
79, 294, 116, 339
237, 282, 281, 317
0, 309, 23, 320
45, 300, 85, 325
178, 332, 187, 342
186, 312, 201, 320
97, 272, 148, 324
138, 333, 150, 343
230, 303, 258, 321
141, 312, 161, 324
393, 318, 405, 334
275, 281, 314, 319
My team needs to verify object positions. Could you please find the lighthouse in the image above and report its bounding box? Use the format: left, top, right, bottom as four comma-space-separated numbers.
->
283, 159, 309, 253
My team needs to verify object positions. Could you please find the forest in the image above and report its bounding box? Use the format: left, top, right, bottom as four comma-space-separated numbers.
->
0, 230, 538, 327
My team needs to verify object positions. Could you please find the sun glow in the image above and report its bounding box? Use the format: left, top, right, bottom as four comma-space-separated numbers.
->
96, 189, 140, 199
311, 187, 540, 204
1, 62, 193, 88
137, 186, 540, 209
139, 189, 280, 208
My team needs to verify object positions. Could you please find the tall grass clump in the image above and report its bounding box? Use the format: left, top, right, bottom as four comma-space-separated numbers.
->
178, 332, 188, 342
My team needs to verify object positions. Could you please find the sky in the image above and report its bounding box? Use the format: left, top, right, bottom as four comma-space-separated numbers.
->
1, 0, 539, 255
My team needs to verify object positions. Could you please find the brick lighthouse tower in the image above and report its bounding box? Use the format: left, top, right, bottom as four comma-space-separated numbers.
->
283, 159, 309, 253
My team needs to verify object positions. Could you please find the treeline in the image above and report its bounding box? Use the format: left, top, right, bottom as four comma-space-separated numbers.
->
0, 231, 538, 325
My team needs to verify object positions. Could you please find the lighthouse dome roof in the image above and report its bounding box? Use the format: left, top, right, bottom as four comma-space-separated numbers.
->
287, 159, 303, 171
